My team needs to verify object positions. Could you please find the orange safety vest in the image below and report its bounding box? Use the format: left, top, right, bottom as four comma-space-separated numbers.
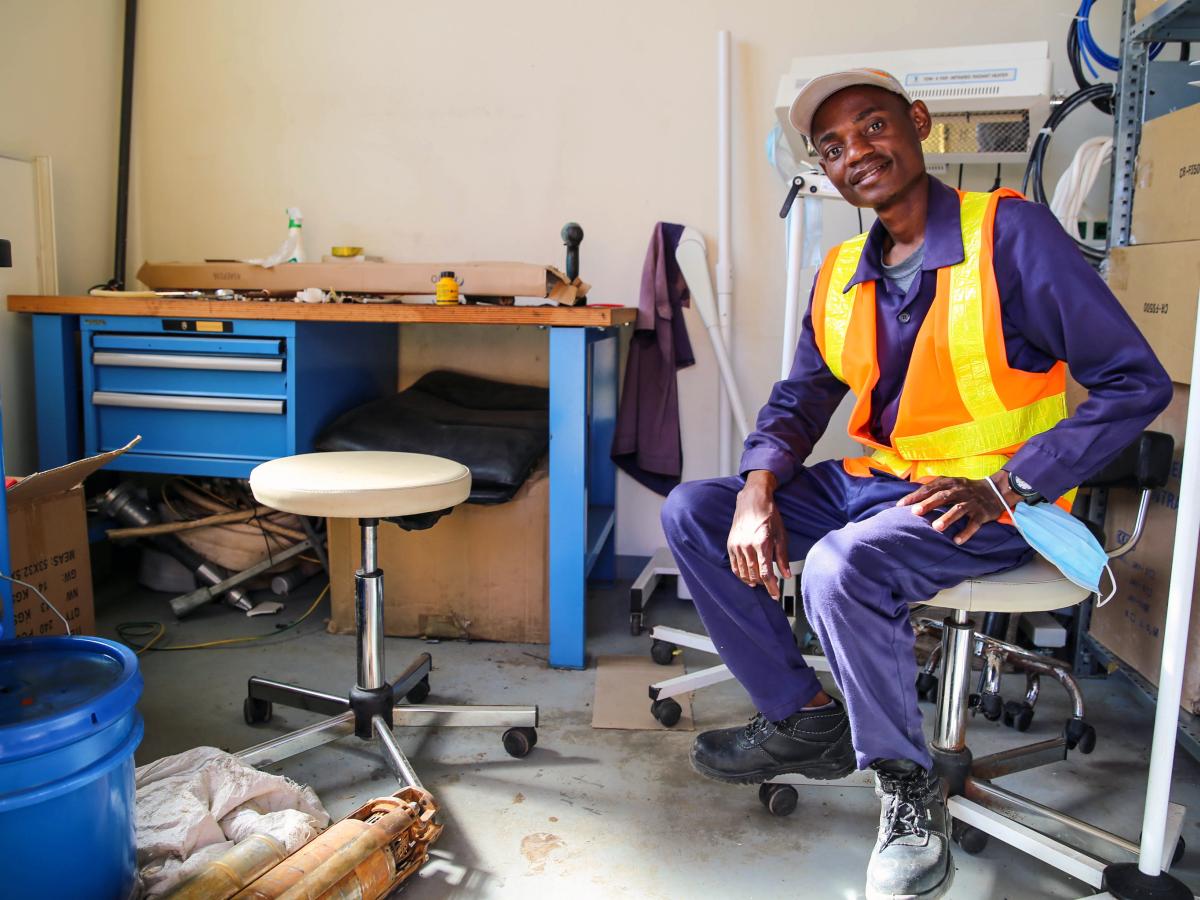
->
811, 188, 1076, 513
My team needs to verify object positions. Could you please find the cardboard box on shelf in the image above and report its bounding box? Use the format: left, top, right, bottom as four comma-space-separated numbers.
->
1107, 241, 1200, 384
1132, 104, 1200, 245
1087, 384, 1200, 712
327, 464, 548, 643
4, 438, 137, 638
1135, 0, 1171, 19
1135, 0, 1172, 20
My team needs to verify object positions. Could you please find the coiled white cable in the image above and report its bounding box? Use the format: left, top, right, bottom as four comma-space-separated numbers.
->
1049, 135, 1113, 239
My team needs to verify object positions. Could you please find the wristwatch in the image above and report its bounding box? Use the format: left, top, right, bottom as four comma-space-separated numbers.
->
1006, 470, 1045, 505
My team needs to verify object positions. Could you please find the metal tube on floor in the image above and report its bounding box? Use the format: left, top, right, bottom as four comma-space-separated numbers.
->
232, 820, 369, 899
165, 833, 289, 900
275, 804, 419, 900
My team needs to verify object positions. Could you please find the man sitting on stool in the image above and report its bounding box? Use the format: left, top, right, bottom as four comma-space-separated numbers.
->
660, 68, 1171, 900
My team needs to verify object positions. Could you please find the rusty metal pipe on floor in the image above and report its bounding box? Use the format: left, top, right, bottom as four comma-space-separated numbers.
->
275, 803, 419, 900
231, 820, 369, 900
165, 833, 289, 900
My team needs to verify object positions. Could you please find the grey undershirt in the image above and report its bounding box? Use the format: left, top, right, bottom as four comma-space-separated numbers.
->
881, 243, 926, 296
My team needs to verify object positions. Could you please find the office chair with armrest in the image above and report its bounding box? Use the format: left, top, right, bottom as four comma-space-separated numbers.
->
754, 432, 1188, 892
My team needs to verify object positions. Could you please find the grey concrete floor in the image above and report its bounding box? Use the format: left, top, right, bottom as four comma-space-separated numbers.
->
96, 563, 1200, 899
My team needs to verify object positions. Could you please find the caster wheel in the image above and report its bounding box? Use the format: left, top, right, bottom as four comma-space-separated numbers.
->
503, 727, 538, 758
1064, 718, 1098, 754
244, 697, 272, 725
630, 616, 643, 637
650, 697, 682, 727
405, 676, 431, 704
758, 783, 798, 817
650, 639, 676, 666
915, 672, 939, 703
979, 692, 1003, 722
1065, 718, 1097, 754
953, 821, 989, 855
1002, 700, 1034, 732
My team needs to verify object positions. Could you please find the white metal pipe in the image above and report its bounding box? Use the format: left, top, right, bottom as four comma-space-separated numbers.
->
781, 197, 805, 380
677, 228, 751, 440
716, 29, 733, 475
1136, 290, 1200, 876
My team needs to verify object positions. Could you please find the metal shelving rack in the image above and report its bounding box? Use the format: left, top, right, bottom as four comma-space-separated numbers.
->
1108, 0, 1200, 247
1089, 0, 1200, 765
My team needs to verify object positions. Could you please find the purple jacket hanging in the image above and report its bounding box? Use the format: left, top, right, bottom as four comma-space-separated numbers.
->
611, 222, 695, 496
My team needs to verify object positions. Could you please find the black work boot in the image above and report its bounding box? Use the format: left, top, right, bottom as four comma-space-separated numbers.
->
689, 698, 856, 784
865, 760, 953, 900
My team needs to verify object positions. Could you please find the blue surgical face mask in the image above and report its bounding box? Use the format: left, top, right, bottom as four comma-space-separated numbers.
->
987, 479, 1116, 606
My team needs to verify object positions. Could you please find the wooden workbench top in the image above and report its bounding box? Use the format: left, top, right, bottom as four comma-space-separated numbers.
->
7, 295, 638, 328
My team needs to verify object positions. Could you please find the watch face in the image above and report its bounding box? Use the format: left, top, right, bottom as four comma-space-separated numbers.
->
1011, 473, 1035, 494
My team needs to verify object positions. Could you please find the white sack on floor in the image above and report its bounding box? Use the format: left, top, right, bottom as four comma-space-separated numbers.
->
135, 746, 330, 897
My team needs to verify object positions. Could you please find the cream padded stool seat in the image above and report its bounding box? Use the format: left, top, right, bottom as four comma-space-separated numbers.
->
236, 450, 539, 791
249, 451, 471, 519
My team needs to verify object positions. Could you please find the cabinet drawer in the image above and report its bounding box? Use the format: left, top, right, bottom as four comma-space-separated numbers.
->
91, 351, 286, 395
93, 399, 287, 461
92, 333, 284, 356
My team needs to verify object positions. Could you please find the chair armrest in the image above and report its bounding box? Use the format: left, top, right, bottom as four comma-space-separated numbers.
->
1082, 431, 1174, 491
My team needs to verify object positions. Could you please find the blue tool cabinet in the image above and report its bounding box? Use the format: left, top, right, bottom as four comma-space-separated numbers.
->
78, 316, 396, 477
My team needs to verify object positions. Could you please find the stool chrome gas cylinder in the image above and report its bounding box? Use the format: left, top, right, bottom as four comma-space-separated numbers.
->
236, 451, 539, 786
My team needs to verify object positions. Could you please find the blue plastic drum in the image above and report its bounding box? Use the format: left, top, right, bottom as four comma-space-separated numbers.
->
0, 636, 144, 899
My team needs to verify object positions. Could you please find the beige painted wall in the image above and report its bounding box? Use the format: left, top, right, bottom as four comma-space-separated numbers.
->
127, 0, 1118, 556
0, 0, 123, 295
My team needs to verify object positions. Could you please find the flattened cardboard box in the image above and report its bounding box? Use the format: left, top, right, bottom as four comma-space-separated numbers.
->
1107, 241, 1200, 384
5, 438, 137, 637
1087, 385, 1200, 713
1132, 104, 1200, 245
328, 465, 548, 643
138, 261, 590, 305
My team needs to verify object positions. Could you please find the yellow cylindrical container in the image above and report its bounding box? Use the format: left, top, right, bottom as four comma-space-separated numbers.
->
434, 271, 461, 306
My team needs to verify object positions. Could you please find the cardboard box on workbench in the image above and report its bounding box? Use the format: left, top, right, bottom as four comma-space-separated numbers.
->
327, 464, 548, 643
1106, 241, 1200, 384
1132, 104, 1200, 246
137, 261, 590, 305
1086, 384, 1200, 713
5, 439, 136, 638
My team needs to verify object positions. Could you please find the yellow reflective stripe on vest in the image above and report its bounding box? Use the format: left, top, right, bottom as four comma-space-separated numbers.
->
947, 192, 1006, 420
861, 447, 1079, 509
894, 392, 1069, 460
823, 232, 870, 384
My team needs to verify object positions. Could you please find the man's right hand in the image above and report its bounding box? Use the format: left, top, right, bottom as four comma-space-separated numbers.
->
727, 470, 790, 600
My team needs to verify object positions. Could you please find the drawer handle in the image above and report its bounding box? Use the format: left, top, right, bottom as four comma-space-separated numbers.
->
93, 352, 284, 372
92, 391, 284, 415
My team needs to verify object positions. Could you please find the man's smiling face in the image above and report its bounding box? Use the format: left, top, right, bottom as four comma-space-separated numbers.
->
810, 85, 931, 210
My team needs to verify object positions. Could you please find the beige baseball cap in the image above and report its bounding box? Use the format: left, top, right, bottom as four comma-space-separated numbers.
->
788, 68, 912, 140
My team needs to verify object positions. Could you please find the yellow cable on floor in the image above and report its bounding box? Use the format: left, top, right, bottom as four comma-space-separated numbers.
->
118, 583, 329, 653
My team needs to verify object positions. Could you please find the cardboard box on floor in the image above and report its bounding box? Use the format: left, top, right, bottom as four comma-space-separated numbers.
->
1132, 104, 1200, 245
327, 465, 548, 643
1086, 384, 1200, 713
1107, 241, 1200, 384
5, 438, 138, 638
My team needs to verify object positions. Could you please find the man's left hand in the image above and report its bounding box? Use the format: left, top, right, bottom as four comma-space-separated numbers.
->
897, 472, 1017, 545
